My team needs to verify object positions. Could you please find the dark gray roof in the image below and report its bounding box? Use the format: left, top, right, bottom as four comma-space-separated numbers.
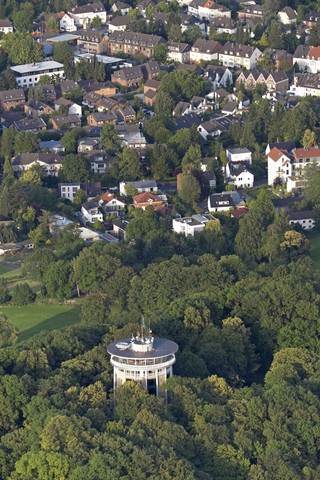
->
289, 210, 314, 221
11, 153, 62, 166
107, 337, 178, 359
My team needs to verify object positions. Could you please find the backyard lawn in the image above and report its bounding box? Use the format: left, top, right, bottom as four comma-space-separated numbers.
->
0, 304, 81, 342
310, 233, 320, 269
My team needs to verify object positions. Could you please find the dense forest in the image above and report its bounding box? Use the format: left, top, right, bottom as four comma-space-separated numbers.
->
0, 188, 319, 479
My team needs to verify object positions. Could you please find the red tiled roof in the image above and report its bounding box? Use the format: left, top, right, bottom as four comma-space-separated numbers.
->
309, 46, 320, 60
133, 192, 161, 203
268, 147, 287, 162
99, 191, 124, 205
294, 147, 320, 159
231, 208, 249, 219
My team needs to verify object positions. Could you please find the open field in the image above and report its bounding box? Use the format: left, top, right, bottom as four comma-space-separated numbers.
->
0, 304, 81, 342
309, 232, 320, 269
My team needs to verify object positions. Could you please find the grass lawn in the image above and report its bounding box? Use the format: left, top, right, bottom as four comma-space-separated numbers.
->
309, 233, 320, 269
0, 304, 81, 342
0, 265, 22, 279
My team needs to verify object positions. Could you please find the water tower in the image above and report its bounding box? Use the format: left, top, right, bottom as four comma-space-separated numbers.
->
107, 325, 178, 396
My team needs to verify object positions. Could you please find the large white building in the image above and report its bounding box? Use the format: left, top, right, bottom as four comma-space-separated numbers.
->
172, 214, 215, 236
11, 61, 64, 88
107, 333, 178, 396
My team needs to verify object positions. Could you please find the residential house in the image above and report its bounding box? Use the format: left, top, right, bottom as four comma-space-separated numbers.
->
111, 65, 143, 88
98, 191, 126, 217
190, 38, 222, 63
0, 89, 25, 111
113, 219, 128, 240
204, 65, 233, 90
87, 111, 117, 126
277, 7, 297, 25
59, 13, 77, 31
29, 84, 56, 103
238, 4, 264, 21
57, 80, 78, 96
70, 3, 106, 27
0, 19, 13, 33
25, 99, 54, 117
51, 114, 81, 129
302, 11, 320, 28
236, 69, 289, 92
76, 27, 109, 54
141, 61, 160, 81
81, 201, 103, 224
144, 89, 157, 107
221, 101, 237, 115
225, 162, 254, 188
267, 147, 292, 185
179, 12, 206, 34
108, 15, 130, 33
144, 79, 161, 95
208, 191, 245, 212
188, 0, 231, 22
55, 97, 82, 117
167, 42, 191, 63
110, 2, 130, 15
287, 175, 305, 193
133, 192, 168, 210
82, 92, 103, 109
208, 16, 236, 35
60, 181, 101, 201
96, 97, 119, 112
293, 45, 320, 74
260, 48, 293, 70
77, 137, 101, 153
11, 153, 62, 176
288, 210, 315, 229
230, 207, 249, 219
176, 63, 203, 75
107, 32, 165, 58
13, 117, 47, 133
119, 180, 157, 195
115, 105, 136, 122
40, 140, 65, 153
292, 146, 320, 172
265, 141, 296, 155
88, 151, 112, 174
198, 115, 234, 140
172, 214, 215, 236
219, 42, 262, 69
227, 147, 252, 164
290, 73, 320, 96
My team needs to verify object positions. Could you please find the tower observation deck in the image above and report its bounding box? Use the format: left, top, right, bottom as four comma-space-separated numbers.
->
107, 334, 178, 396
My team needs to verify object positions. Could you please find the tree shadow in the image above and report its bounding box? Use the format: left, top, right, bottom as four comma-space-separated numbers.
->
18, 307, 81, 343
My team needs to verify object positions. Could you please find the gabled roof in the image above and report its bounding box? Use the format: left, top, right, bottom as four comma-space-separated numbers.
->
268, 147, 288, 162
309, 46, 320, 60
294, 147, 320, 159
99, 191, 125, 204
133, 192, 163, 204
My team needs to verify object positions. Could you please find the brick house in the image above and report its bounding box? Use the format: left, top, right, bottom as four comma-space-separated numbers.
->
51, 114, 81, 129
87, 111, 117, 126
107, 31, 165, 58
111, 66, 143, 88
0, 89, 25, 111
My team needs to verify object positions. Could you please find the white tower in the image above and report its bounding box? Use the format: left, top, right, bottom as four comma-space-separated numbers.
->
107, 332, 178, 396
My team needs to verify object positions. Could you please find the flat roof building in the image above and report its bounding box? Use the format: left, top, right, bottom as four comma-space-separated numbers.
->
11, 61, 64, 88
107, 332, 178, 396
